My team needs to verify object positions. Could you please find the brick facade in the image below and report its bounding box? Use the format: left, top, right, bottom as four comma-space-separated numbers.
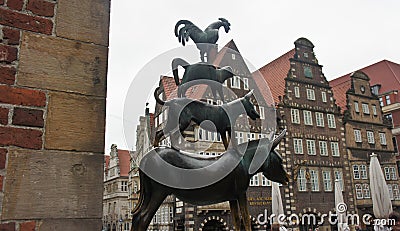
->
0, 0, 110, 230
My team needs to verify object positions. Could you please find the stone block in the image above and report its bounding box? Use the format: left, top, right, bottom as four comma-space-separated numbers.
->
56, 0, 110, 46
17, 32, 108, 97
38, 219, 101, 231
2, 148, 103, 219
45, 92, 105, 153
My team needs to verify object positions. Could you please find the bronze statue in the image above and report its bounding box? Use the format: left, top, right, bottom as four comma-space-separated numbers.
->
153, 87, 260, 149
172, 57, 234, 101
174, 18, 231, 62
131, 131, 289, 231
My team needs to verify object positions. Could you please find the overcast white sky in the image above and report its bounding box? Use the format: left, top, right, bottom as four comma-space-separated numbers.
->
105, 0, 400, 153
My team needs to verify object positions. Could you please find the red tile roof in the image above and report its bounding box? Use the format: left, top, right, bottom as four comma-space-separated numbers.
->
160, 76, 178, 100
256, 49, 295, 103
330, 60, 400, 110
117, 149, 130, 177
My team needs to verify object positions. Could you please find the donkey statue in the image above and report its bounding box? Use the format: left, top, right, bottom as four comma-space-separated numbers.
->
131, 130, 288, 231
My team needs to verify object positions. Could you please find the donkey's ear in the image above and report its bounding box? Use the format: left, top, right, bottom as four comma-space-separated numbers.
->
245, 89, 254, 98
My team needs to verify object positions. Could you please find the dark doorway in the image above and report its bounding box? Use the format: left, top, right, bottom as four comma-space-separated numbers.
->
203, 219, 226, 231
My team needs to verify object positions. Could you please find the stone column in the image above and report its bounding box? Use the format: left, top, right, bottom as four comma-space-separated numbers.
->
0, 0, 110, 230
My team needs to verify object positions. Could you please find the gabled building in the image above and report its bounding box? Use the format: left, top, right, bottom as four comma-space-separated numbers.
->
103, 144, 131, 231
330, 70, 399, 221
333, 60, 400, 170
258, 38, 354, 231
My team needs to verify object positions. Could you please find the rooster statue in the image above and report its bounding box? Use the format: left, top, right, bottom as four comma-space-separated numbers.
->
174, 18, 231, 62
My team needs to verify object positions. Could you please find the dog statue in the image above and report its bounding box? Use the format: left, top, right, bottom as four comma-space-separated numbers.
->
154, 86, 260, 149
172, 58, 234, 102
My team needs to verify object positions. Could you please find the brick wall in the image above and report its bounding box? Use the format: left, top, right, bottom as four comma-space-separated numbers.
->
0, 0, 110, 230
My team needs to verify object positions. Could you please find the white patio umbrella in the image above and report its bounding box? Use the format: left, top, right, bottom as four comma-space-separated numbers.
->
370, 153, 393, 231
272, 182, 284, 228
335, 179, 348, 231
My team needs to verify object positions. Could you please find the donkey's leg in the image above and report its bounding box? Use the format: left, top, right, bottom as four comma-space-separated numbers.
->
131, 189, 168, 231
238, 193, 252, 231
229, 200, 241, 230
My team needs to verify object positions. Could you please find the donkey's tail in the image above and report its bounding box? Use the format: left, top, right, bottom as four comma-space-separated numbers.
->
172, 58, 190, 85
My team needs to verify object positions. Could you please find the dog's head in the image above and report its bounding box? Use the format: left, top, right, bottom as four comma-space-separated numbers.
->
242, 90, 260, 120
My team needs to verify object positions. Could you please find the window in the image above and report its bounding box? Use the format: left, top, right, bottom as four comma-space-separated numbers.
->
304, 53, 308, 58
323, 170, 332, 191
259, 106, 265, 119
306, 89, 315, 100
363, 184, 371, 198
327, 114, 336, 128
388, 185, 394, 200
294, 86, 300, 98
372, 105, 377, 116
316, 112, 324, 127
231, 76, 241, 89
243, 78, 249, 90
362, 103, 370, 114
216, 100, 223, 105
386, 95, 391, 105
250, 174, 259, 186
304, 110, 313, 125
367, 131, 375, 144
121, 181, 128, 192
207, 99, 213, 105
310, 170, 319, 191
294, 139, 303, 154
354, 129, 362, 143
353, 165, 360, 179
306, 140, 316, 155
355, 184, 363, 199
319, 141, 328, 156
379, 97, 384, 106
298, 169, 306, 191
393, 184, 400, 200
169, 206, 174, 223
360, 165, 368, 179
334, 170, 343, 190
261, 175, 268, 186
321, 92, 327, 103
331, 142, 340, 157
354, 101, 359, 113
247, 133, 256, 141
391, 167, 397, 180
304, 66, 313, 78
236, 131, 244, 144
379, 132, 387, 145
291, 109, 300, 124
384, 167, 391, 180
231, 54, 235, 60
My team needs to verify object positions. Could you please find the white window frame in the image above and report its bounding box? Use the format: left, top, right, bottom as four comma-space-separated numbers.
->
294, 138, 303, 154
319, 141, 328, 156
354, 101, 359, 113
310, 169, 319, 192
306, 139, 316, 155
363, 184, 371, 198
354, 129, 362, 143
236, 131, 244, 144
291, 109, 300, 124
360, 165, 368, 179
384, 167, 391, 180
327, 114, 336, 128
373, 105, 377, 116
259, 106, 265, 120
294, 86, 300, 98
389, 184, 394, 200
304, 110, 313, 125
367, 131, 375, 144
321, 92, 327, 103
334, 170, 343, 190
331, 142, 340, 157
231, 76, 241, 89
353, 165, 360, 179
316, 112, 324, 127
355, 184, 363, 199
391, 167, 397, 180
243, 78, 249, 90
362, 103, 370, 114
306, 89, 315, 101
298, 169, 306, 191
323, 170, 332, 191
386, 95, 391, 105
393, 184, 400, 200
379, 132, 387, 145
